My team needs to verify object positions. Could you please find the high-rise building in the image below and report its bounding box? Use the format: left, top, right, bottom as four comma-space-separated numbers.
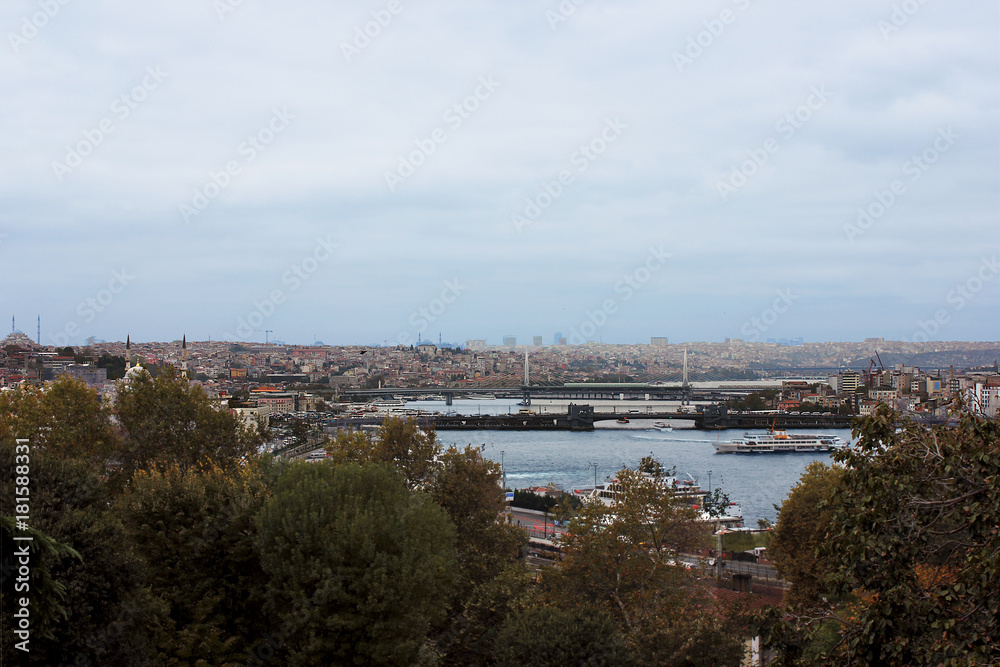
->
532, 336, 543, 347
553, 332, 563, 345
503, 336, 516, 348
651, 337, 668, 346
465, 339, 487, 350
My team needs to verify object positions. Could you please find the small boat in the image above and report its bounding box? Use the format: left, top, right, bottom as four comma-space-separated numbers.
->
616, 416, 630, 424
653, 421, 673, 431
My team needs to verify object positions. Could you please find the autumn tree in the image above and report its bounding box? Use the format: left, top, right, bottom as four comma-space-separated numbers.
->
113, 365, 262, 482
756, 405, 1000, 666
254, 462, 457, 665
546, 461, 743, 666
768, 461, 844, 606
426, 445, 529, 664
325, 416, 439, 489
0, 375, 118, 466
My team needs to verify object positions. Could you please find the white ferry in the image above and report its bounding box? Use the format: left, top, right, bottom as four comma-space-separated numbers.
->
714, 429, 844, 454
579, 473, 743, 529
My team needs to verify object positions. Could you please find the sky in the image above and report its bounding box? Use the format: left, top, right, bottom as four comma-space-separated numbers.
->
1, 0, 998, 347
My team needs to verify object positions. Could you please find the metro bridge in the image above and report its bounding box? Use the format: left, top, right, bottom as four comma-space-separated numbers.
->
342, 383, 763, 405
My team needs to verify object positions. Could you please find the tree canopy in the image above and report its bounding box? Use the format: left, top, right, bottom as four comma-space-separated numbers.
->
254, 462, 458, 665
757, 405, 1000, 666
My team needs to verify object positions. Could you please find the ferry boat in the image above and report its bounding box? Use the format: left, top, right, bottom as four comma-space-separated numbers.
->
580, 473, 743, 529
714, 429, 844, 454
652, 421, 673, 431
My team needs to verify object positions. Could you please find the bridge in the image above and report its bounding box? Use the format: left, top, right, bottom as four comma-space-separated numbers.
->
342, 383, 764, 406
299, 405, 854, 433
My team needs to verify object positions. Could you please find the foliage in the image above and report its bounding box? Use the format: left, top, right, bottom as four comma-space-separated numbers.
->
0, 440, 164, 666
726, 389, 779, 411
115, 458, 273, 664
0, 375, 118, 467
494, 605, 634, 667
511, 489, 580, 514
325, 416, 440, 489
95, 352, 127, 379
435, 563, 536, 666
545, 461, 742, 666
428, 445, 526, 591
768, 461, 844, 606
113, 365, 262, 483
756, 405, 1000, 666
254, 462, 458, 665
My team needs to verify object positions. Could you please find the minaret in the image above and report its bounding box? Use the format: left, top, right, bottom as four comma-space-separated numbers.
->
36, 316, 40, 345
181, 334, 188, 377
125, 335, 132, 370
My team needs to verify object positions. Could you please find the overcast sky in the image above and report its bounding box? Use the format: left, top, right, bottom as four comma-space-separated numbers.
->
2, 0, 998, 347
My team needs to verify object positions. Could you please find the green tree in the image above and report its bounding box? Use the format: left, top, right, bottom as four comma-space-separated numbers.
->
113, 365, 262, 483
768, 461, 844, 607
494, 605, 633, 667
0, 440, 165, 666
254, 462, 458, 665
114, 459, 273, 664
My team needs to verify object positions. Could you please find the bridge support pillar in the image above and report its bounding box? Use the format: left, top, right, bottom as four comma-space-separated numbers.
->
445, 392, 453, 406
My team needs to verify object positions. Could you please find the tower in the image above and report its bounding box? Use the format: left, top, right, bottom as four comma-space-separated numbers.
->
523, 350, 529, 386
125, 334, 132, 370
181, 334, 188, 377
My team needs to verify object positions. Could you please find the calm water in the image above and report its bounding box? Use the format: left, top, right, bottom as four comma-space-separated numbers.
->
422, 398, 851, 525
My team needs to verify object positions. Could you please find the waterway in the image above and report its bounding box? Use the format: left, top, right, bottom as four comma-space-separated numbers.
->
408, 398, 852, 526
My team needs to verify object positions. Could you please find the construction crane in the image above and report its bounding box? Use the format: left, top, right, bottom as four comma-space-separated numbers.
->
253, 330, 274, 344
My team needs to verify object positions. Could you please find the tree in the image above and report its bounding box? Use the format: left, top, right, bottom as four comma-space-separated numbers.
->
494, 605, 633, 667
0, 440, 165, 666
113, 365, 262, 483
545, 462, 743, 666
0, 375, 118, 467
254, 462, 458, 665
768, 461, 844, 606
325, 416, 439, 489
756, 405, 1000, 666
114, 458, 273, 664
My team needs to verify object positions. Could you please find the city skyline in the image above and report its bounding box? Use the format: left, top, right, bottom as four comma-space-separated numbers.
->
1, 1, 997, 346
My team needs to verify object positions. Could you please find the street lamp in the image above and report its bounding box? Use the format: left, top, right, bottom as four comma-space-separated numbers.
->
708, 469, 713, 495
590, 461, 598, 489
501, 450, 506, 490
